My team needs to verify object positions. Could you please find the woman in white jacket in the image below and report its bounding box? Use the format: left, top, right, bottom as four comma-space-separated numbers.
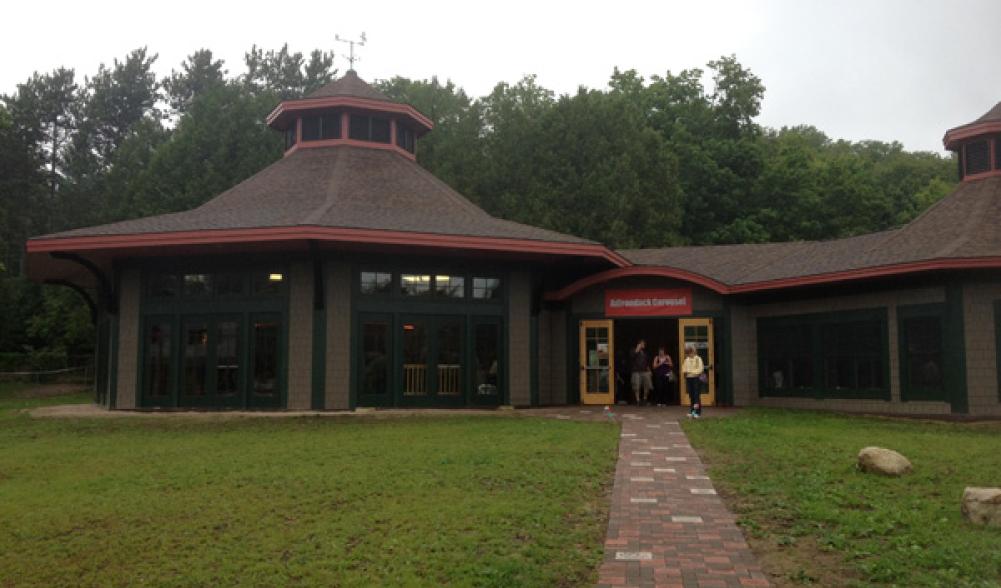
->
682, 343, 705, 418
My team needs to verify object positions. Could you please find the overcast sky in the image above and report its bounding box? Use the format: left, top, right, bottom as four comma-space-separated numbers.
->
3, 0, 999, 153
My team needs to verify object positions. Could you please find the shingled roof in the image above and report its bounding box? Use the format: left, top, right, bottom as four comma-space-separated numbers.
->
618, 176, 1001, 287
303, 69, 394, 102
35, 146, 593, 246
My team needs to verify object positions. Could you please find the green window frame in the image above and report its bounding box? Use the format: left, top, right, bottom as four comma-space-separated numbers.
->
898, 303, 947, 402
758, 308, 889, 400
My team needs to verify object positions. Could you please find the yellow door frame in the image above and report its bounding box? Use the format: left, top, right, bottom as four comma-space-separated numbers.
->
679, 317, 715, 407
579, 319, 615, 405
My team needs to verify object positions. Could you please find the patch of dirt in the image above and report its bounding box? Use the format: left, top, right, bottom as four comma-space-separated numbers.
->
14, 384, 88, 399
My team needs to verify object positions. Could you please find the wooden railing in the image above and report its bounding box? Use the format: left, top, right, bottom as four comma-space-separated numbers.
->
437, 364, 461, 396
403, 363, 427, 396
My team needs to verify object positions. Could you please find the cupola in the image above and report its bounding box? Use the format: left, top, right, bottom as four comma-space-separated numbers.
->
265, 70, 433, 160
943, 101, 1001, 182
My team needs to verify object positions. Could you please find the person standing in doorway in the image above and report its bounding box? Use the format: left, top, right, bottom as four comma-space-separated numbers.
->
630, 339, 653, 405
652, 346, 674, 406
682, 343, 705, 418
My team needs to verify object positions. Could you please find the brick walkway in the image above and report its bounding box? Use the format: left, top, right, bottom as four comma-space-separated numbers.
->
595, 410, 770, 588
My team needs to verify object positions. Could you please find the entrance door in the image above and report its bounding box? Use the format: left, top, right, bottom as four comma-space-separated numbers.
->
399, 315, 466, 407
679, 318, 715, 407
178, 315, 243, 408
579, 319, 615, 405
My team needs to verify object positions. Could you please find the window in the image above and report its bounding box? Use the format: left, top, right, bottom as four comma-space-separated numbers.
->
183, 274, 212, 297
349, 115, 369, 140
435, 275, 465, 298
285, 125, 297, 150
401, 274, 431, 296
996, 137, 1001, 171
965, 140, 991, 176
371, 117, 391, 143
148, 273, 178, 298
360, 272, 393, 294
301, 113, 342, 141
757, 309, 888, 399
252, 271, 285, 296
759, 324, 813, 391
396, 125, 415, 153
821, 321, 885, 391
214, 273, 244, 297
472, 277, 502, 300
348, 114, 390, 143
899, 314, 945, 401
302, 116, 322, 141
321, 113, 341, 140
143, 320, 173, 402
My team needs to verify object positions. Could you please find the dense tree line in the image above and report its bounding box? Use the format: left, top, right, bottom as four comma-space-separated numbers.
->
0, 47, 956, 359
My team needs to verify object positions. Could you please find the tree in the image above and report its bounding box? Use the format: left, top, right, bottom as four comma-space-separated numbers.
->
164, 49, 226, 115
242, 44, 335, 99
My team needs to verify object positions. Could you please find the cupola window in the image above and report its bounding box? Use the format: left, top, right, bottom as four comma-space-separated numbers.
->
964, 140, 991, 176
996, 136, 1001, 170
349, 114, 391, 144
396, 125, 415, 154
302, 113, 343, 142
284, 126, 297, 150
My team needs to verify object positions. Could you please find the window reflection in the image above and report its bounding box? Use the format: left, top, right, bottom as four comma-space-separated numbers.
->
360, 272, 393, 294
401, 274, 431, 296
435, 275, 464, 298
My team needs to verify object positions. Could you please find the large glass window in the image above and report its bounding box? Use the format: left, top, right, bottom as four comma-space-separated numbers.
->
302, 116, 322, 141
401, 274, 431, 296
349, 114, 370, 140
148, 274, 178, 298
361, 320, 390, 397
143, 320, 173, 402
349, 114, 390, 143
436, 319, 463, 396
215, 320, 240, 397
435, 275, 465, 298
183, 320, 209, 397
899, 308, 946, 402
251, 317, 280, 398
758, 310, 887, 399
360, 272, 393, 294
759, 324, 813, 391
183, 274, 211, 297
252, 271, 285, 296
402, 321, 428, 396
285, 125, 297, 150
474, 322, 500, 397
370, 117, 391, 143
321, 113, 341, 140
472, 277, 502, 300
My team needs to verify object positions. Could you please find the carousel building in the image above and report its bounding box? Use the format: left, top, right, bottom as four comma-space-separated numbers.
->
25, 72, 1001, 417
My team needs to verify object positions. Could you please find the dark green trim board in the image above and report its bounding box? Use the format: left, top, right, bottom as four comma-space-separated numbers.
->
995, 300, 1001, 403
721, 301, 734, 406
944, 284, 968, 414
897, 303, 948, 402
311, 308, 327, 410
530, 313, 539, 407
757, 307, 891, 401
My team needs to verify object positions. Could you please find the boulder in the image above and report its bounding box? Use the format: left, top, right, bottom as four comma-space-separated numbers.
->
857, 446, 912, 476
961, 487, 1001, 527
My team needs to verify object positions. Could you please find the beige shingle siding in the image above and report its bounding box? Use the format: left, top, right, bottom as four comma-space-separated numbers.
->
731, 286, 951, 414
286, 261, 313, 409
508, 271, 531, 406
963, 281, 1001, 416
325, 261, 352, 409
114, 267, 140, 409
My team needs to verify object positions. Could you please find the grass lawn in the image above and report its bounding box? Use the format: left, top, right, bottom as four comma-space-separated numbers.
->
684, 408, 1001, 587
0, 384, 619, 587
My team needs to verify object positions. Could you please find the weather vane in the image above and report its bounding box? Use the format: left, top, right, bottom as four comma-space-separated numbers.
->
335, 32, 367, 71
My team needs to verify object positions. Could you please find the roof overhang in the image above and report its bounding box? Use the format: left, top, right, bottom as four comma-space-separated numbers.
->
544, 257, 1001, 301
266, 96, 434, 133
26, 225, 628, 283
943, 121, 1001, 150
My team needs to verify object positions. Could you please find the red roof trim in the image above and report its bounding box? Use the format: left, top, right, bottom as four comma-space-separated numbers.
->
545, 257, 1001, 300
943, 121, 1001, 149
26, 226, 628, 266
284, 138, 416, 160
266, 96, 434, 131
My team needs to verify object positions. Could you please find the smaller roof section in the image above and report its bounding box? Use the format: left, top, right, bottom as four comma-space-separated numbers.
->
943, 100, 1001, 150
266, 70, 433, 133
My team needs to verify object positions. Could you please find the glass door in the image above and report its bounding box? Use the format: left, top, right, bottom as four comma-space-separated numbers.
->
398, 315, 466, 407
433, 317, 465, 406
579, 320, 615, 405
400, 317, 430, 404
248, 313, 283, 409
679, 318, 715, 407
178, 315, 245, 408
357, 313, 394, 407
470, 318, 502, 406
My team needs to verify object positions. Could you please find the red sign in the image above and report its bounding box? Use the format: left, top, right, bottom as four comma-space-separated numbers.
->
604, 288, 693, 317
